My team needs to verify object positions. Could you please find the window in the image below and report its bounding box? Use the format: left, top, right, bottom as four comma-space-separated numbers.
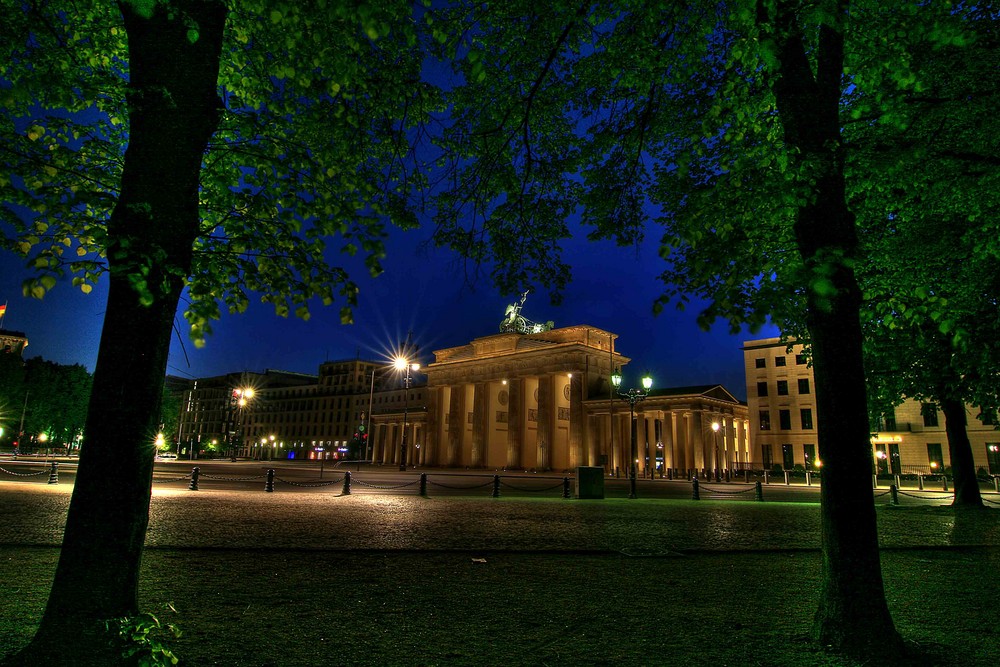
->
987, 444, 1000, 475
800, 408, 813, 430
798, 378, 810, 394
757, 381, 768, 397
779, 409, 791, 430
795, 354, 807, 365
759, 410, 771, 431
777, 380, 789, 396
775, 356, 786, 367
781, 444, 794, 470
803, 444, 816, 469
761, 444, 773, 469
921, 403, 939, 428
927, 443, 944, 471
882, 409, 897, 432
755, 358, 766, 369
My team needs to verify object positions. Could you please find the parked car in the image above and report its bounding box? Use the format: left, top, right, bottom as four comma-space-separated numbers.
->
155, 452, 178, 460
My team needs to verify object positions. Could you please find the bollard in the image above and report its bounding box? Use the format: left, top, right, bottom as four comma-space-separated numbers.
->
265, 468, 275, 493
189, 467, 200, 491
667, 468, 673, 480
744, 469, 750, 483
942, 475, 949, 492
563, 477, 570, 499
691, 477, 700, 500
894, 474, 901, 489
420, 472, 428, 497
47, 461, 58, 485
918, 474, 924, 491
755, 480, 763, 502
492, 474, 501, 498
994, 476, 999, 493
763, 469, 769, 484
725, 468, 730, 483
889, 484, 899, 506
783, 471, 790, 486
873, 474, 879, 489
342, 470, 352, 495
805, 471, 812, 486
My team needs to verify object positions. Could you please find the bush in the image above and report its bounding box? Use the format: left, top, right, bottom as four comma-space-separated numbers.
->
105, 604, 181, 666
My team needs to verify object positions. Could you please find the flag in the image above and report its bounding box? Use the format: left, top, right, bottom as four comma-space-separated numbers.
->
0, 302, 6, 320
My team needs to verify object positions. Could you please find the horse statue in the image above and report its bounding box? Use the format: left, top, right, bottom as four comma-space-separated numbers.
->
499, 290, 554, 334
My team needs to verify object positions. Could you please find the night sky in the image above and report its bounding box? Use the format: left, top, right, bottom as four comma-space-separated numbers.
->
0, 215, 776, 401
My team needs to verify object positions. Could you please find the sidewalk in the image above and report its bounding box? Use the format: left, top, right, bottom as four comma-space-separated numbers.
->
1, 483, 998, 666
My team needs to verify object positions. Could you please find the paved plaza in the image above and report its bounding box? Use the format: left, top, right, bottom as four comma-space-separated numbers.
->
1, 475, 998, 665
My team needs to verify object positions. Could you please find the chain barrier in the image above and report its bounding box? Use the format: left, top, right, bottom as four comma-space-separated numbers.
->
896, 489, 955, 500
985, 497, 1000, 506
873, 489, 892, 498
499, 480, 567, 493
353, 478, 421, 490
0, 466, 49, 477
153, 474, 193, 483
425, 479, 495, 490
273, 475, 344, 488
200, 474, 266, 482
697, 484, 756, 496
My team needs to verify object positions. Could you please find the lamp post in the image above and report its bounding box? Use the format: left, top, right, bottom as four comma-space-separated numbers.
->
233, 386, 254, 460
611, 369, 653, 499
711, 421, 722, 482
394, 355, 420, 471
365, 367, 376, 463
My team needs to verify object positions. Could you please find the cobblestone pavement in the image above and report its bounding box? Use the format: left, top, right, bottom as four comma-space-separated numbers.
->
2, 482, 998, 554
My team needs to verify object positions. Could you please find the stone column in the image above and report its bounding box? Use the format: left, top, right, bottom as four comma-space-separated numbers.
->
692, 411, 705, 474
663, 412, 675, 471
569, 372, 585, 467
471, 382, 488, 468
506, 378, 523, 468
680, 412, 692, 474
536, 374, 553, 470
447, 384, 465, 467
425, 387, 440, 466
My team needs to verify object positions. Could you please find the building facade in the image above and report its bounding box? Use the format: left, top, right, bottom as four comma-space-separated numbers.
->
369, 325, 750, 475
743, 337, 1000, 475
174, 325, 751, 473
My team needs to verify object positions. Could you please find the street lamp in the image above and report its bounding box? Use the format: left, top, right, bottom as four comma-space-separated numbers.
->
233, 386, 254, 460
711, 421, 721, 482
611, 369, 653, 499
394, 356, 420, 471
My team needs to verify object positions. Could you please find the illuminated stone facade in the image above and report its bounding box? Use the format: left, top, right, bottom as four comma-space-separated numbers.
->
744, 337, 1000, 475
370, 325, 750, 475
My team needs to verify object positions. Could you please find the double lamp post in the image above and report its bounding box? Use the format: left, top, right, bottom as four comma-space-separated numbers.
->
394, 355, 420, 471
611, 368, 653, 499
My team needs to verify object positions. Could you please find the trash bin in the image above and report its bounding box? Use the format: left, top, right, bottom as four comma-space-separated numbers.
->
575, 466, 605, 499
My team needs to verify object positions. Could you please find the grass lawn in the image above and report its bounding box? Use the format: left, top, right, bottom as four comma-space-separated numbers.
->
2, 545, 998, 666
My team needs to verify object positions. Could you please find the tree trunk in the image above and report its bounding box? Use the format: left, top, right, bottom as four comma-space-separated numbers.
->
765, 0, 903, 659
7, 3, 227, 664
939, 395, 984, 508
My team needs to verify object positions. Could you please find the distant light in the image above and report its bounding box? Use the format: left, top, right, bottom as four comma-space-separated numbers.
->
711, 422, 720, 432
642, 375, 653, 390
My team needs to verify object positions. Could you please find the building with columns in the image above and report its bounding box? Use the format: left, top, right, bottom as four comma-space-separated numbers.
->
369, 325, 750, 476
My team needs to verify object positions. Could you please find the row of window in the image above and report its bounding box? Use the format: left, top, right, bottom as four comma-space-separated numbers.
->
757, 378, 810, 398
759, 408, 813, 431
754, 354, 807, 369
763, 442, 1000, 474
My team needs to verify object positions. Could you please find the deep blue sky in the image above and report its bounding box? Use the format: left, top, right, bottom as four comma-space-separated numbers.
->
0, 219, 775, 401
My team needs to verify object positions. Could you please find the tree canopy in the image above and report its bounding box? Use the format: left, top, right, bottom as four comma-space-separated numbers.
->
1, 0, 437, 343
